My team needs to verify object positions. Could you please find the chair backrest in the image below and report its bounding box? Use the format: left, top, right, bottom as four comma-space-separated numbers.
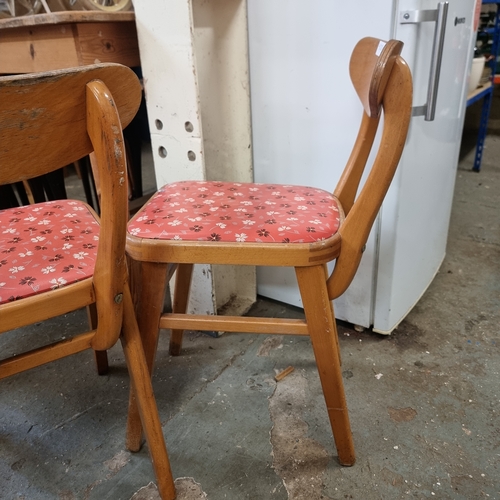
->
0, 64, 142, 349
327, 37, 413, 299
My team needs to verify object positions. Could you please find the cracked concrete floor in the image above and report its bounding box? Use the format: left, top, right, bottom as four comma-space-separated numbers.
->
1, 131, 500, 499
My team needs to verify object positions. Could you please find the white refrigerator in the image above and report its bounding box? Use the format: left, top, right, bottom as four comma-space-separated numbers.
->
247, 0, 479, 333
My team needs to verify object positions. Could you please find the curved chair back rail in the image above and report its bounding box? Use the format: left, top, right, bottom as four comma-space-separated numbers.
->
330, 55, 412, 299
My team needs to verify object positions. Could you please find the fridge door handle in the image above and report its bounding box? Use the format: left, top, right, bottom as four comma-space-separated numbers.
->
425, 2, 449, 121
400, 1, 449, 121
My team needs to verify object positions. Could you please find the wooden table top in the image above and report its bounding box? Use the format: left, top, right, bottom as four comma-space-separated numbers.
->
0, 11, 139, 74
0, 11, 135, 29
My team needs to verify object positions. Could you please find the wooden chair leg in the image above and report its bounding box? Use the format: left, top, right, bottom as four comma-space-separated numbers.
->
93, 350, 109, 375
169, 263, 194, 356
295, 265, 355, 466
328, 297, 342, 367
126, 260, 169, 452
87, 303, 109, 375
121, 283, 176, 500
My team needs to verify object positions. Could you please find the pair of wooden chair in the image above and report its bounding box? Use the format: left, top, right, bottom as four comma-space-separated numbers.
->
0, 36, 412, 498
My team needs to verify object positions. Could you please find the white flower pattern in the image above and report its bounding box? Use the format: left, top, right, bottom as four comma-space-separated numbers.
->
127, 181, 341, 244
0, 200, 99, 304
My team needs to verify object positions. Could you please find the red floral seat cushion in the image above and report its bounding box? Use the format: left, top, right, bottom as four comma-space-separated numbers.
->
0, 200, 99, 305
128, 181, 341, 243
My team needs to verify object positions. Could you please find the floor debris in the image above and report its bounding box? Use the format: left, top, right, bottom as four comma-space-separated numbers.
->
274, 366, 295, 382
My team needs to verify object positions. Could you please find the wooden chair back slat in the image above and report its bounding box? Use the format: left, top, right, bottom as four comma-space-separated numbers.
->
328, 56, 413, 299
334, 38, 405, 214
0, 63, 140, 185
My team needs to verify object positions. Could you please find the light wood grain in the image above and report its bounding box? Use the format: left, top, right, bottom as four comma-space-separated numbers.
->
169, 263, 194, 355
126, 232, 343, 267
126, 260, 169, 452
328, 57, 413, 299
0, 64, 141, 183
160, 314, 309, 336
0, 13, 139, 74
0, 11, 135, 29
296, 264, 355, 465
0, 279, 95, 333
121, 282, 176, 500
0, 333, 94, 379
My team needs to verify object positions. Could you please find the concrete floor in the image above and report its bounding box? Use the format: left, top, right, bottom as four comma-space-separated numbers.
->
1, 125, 499, 499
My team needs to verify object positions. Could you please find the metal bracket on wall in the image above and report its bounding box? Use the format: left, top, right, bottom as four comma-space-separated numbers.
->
400, 9, 440, 24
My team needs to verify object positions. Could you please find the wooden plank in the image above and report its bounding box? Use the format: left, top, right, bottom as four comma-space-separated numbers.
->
467, 81, 492, 102
0, 11, 135, 29
76, 21, 140, 67
0, 23, 79, 73
0, 14, 139, 74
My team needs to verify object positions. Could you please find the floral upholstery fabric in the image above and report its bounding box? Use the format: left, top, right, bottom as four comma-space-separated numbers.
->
128, 181, 341, 243
0, 200, 99, 304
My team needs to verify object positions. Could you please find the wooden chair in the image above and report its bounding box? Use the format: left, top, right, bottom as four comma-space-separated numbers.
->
0, 64, 175, 499
124, 37, 413, 466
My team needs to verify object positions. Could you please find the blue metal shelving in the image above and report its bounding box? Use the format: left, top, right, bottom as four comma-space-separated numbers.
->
467, 0, 500, 171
